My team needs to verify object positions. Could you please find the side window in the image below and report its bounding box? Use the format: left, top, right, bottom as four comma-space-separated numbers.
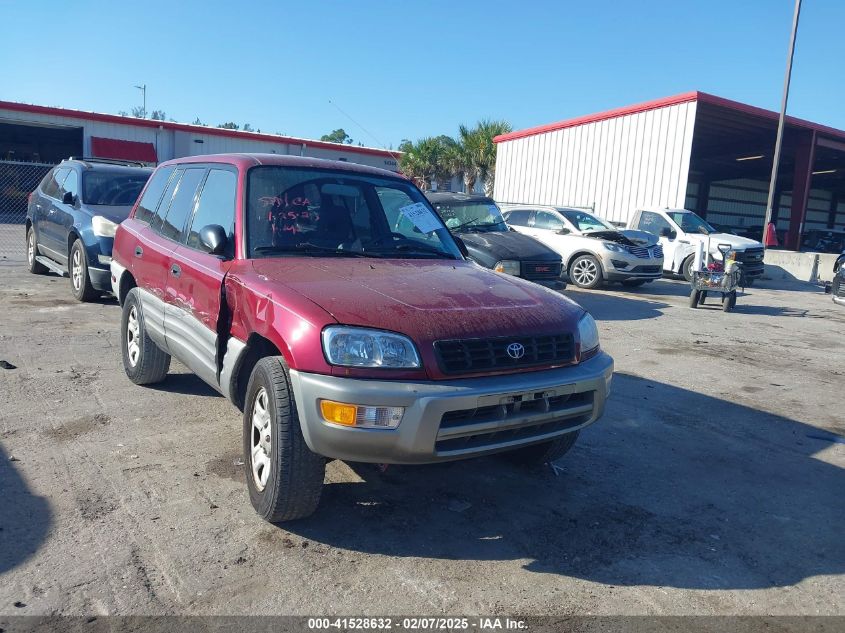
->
505, 210, 531, 226
638, 211, 672, 235
134, 165, 176, 224
534, 211, 565, 230
160, 168, 206, 241
186, 169, 237, 254
151, 169, 185, 233
61, 170, 79, 201
42, 168, 69, 199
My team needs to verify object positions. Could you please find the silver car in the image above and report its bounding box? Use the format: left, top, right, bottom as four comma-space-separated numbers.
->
502, 206, 664, 289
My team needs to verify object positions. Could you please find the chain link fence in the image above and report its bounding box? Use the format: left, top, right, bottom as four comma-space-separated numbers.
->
0, 159, 55, 263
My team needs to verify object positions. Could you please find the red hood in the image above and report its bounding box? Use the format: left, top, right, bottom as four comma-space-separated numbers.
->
244, 258, 584, 378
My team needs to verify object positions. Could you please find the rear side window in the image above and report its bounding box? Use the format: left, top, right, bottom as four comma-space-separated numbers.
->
534, 211, 565, 230
159, 168, 206, 241
42, 168, 69, 199
505, 210, 532, 226
637, 211, 672, 235
186, 169, 237, 254
134, 166, 176, 224
151, 169, 185, 232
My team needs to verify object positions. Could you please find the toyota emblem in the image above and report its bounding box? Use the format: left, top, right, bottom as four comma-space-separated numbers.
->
506, 342, 526, 359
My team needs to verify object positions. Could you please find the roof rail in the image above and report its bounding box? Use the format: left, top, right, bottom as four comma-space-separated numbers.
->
65, 156, 148, 168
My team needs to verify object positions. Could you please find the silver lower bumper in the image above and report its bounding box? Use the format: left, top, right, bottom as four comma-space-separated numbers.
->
289, 352, 613, 464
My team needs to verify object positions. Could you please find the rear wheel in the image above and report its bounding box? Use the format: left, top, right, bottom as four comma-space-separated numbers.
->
569, 255, 603, 289
121, 288, 170, 384
69, 239, 98, 302
503, 431, 580, 465
723, 291, 736, 312
243, 357, 325, 522
27, 227, 47, 274
621, 279, 647, 287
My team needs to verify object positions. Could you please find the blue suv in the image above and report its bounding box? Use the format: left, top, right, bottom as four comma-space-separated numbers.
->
26, 158, 151, 301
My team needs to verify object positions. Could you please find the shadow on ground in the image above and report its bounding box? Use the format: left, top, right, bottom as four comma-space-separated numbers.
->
563, 287, 670, 321
0, 443, 52, 573
283, 373, 844, 591
147, 372, 223, 398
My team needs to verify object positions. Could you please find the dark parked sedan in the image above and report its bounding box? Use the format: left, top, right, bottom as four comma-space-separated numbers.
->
26, 158, 151, 301
425, 192, 563, 286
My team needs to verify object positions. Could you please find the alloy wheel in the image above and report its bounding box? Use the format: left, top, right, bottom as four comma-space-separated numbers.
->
126, 305, 141, 367
28, 233, 35, 265
572, 258, 598, 286
251, 387, 272, 491
71, 249, 83, 291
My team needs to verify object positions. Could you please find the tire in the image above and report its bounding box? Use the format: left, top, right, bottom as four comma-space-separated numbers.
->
121, 288, 170, 385
503, 431, 580, 465
689, 289, 700, 308
568, 255, 603, 289
723, 291, 736, 312
243, 356, 325, 522
682, 255, 695, 282
27, 227, 47, 274
69, 239, 98, 302
621, 279, 647, 287
699, 290, 707, 305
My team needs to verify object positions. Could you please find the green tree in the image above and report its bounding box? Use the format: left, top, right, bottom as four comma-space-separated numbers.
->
217, 122, 240, 130
243, 123, 254, 132
398, 136, 454, 191
320, 128, 353, 144
469, 119, 512, 196
131, 106, 145, 118
192, 117, 205, 126
150, 110, 166, 121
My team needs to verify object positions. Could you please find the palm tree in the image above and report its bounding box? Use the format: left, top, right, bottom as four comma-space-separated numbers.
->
399, 137, 454, 191
470, 119, 512, 196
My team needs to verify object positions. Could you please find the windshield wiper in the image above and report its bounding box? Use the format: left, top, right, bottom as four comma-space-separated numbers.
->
253, 243, 379, 258
370, 242, 457, 259
450, 217, 481, 231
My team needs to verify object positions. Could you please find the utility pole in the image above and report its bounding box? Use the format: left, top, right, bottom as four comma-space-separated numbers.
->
763, 0, 802, 246
134, 84, 147, 119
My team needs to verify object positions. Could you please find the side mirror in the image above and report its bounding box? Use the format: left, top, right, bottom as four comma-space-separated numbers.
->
453, 236, 469, 258
62, 191, 75, 205
659, 227, 676, 240
199, 224, 228, 256
556, 227, 571, 235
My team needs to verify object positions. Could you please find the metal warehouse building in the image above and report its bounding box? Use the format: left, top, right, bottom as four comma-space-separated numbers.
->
0, 100, 399, 227
493, 91, 845, 251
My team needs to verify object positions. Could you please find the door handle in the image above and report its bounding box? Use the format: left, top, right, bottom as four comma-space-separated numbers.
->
134, 246, 143, 257
170, 264, 181, 278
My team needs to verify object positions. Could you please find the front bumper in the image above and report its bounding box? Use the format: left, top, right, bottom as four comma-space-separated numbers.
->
289, 352, 613, 464
600, 250, 664, 281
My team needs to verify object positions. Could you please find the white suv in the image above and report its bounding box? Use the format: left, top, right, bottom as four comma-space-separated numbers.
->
502, 206, 664, 289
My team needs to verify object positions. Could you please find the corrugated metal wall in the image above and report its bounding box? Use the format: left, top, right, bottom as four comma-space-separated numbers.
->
493, 101, 697, 224
0, 107, 398, 172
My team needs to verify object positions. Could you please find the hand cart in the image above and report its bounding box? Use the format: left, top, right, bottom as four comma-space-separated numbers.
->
689, 244, 742, 313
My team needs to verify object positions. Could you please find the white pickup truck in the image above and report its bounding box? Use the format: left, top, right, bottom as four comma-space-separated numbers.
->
628, 208, 765, 285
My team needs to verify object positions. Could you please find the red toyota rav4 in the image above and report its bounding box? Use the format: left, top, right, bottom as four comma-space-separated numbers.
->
111, 154, 613, 522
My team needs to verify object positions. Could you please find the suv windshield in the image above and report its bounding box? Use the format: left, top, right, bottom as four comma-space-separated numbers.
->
668, 211, 715, 235
246, 167, 462, 260
433, 201, 508, 233
82, 171, 149, 206
559, 209, 614, 232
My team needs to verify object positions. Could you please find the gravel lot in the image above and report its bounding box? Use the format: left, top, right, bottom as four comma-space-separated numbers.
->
1, 237, 843, 616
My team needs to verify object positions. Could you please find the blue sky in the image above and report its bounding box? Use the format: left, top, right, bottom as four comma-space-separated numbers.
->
1, 0, 842, 148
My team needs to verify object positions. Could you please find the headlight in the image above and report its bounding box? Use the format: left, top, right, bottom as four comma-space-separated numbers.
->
494, 260, 521, 275
92, 215, 118, 238
577, 313, 600, 361
322, 326, 421, 368
602, 242, 625, 252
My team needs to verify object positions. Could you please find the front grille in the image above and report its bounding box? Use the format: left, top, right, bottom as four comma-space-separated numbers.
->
435, 390, 594, 454
653, 245, 664, 259
522, 260, 562, 279
737, 247, 765, 267
631, 265, 662, 274
434, 333, 575, 375
628, 246, 650, 258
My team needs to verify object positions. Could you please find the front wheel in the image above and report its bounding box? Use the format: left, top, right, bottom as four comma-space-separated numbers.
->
121, 288, 170, 384
569, 255, 603, 289
503, 431, 580, 465
243, 357, 326, 522
689, 288, 701, 308
27, 227, 47, 274
682, 256, 695, 282
69, 239, 98, 302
